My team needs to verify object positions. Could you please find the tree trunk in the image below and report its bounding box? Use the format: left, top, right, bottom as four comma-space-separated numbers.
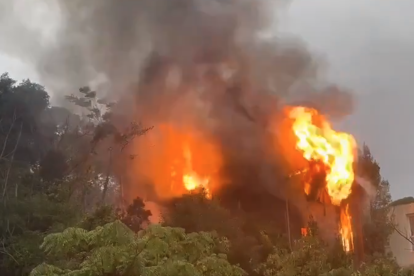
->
351, 183, 365, 270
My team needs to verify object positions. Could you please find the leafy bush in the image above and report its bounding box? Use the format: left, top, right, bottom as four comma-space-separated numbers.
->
257, 236, 331, 276
30, 221, 246, 276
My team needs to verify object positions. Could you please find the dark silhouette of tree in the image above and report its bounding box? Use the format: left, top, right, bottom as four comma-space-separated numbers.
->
119, 197, 152, 232
357, 144, 393, 257
39, 149, 69, 182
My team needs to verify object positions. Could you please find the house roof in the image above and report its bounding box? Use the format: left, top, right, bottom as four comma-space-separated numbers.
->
389, 197, 414, 207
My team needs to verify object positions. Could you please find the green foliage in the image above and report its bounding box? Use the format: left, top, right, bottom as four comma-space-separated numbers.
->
324, 258, 414, 276
257, 221, 352, 276
0, 74, 155, 275
163, 192, 278, 275
258, 237, 408, 276
1, 231, 45, 276
359, 257, 399, 276
327, 238, 352, 269
79, 197, 152, 233
163, 192, 242, 236
257, 236, 331, 276
0, 73, 51, 168
78, 205, 118, 231
0, 193, 81, 275
30, 222, 246, 276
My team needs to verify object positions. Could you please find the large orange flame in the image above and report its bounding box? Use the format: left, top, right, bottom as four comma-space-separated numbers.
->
289, 106, 356, 252
340, 204, 354, 252
129, 123, 220, 200
289, 107, 356, 204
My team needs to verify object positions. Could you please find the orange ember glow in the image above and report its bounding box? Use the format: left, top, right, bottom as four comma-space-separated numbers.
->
301, 227, 308, 237
130, 123, 221, 201
289, 106, 356, 252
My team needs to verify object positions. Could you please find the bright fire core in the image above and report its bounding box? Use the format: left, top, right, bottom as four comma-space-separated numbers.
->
289, 106, 356, 252
182, 144, 211, 198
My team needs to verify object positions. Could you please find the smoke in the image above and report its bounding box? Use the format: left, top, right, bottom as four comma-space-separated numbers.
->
2, 0, 356, 239
355, 176, 376, 220
356, 176, 376, 199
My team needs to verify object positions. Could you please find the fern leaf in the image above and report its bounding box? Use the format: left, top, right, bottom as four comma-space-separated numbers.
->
88, 220, 135, 247
30, 263, 64, 276
41, 228, 89, 256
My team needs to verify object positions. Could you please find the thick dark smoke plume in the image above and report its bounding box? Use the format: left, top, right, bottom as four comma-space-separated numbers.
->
6, 0, 356, 239
37, 0, 352, 110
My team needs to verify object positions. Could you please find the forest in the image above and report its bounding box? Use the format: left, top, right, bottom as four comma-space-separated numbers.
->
0, 72, 409, 276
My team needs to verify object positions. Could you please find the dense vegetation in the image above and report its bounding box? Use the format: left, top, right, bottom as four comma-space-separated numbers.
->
0, 73, 408, 275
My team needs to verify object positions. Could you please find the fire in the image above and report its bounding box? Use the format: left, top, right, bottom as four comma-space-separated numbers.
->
289, 106, 356, 205
130, 123, 220, 200
301, 227, 308, 236
288, 106, 356, 252
340, 204, 354, 252
182, 144, 212, 198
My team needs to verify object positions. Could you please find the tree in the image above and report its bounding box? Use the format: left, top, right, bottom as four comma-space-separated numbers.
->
0, 73, 51, 198
257, 236, 331, 276
257, 236, 410, 276
65, 86, 153, 205
357, 145, 394, 257
163, 192, 242, 236
0, 193, 80, 275
78, 205, 118, 231
119, 197, 152, 232
78, 197, 152, 232
30, 222, 246, 276
0, 74, 84, 276
162, 192, 289, 276
0, 73, 154, 275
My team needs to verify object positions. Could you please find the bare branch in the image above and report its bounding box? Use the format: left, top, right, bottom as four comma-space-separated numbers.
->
390, 207, 414, 246
101, 147, 113, 204
0, 219, 19, 265
0, 109, 16, 158
2, 121, 23, 198
0, 238, 19, 265
56, 114, 71, 149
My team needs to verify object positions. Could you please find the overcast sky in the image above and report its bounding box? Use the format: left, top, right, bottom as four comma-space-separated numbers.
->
0, 0, 413, 199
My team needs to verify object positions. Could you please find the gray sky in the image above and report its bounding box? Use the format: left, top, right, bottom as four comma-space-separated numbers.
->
281, 0, 414, 199
0, 0, 413, 199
